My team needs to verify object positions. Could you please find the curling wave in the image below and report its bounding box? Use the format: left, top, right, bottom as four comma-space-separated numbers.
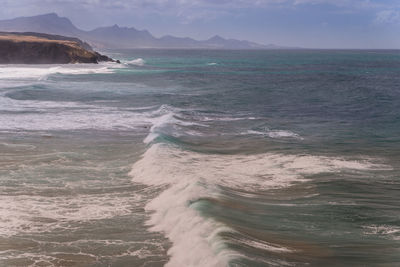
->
130, 141, 386, 266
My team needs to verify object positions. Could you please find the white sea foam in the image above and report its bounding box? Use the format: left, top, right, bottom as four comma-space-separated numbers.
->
0, 93, 154, 131
0, 92, 93, 112
0, 142, 36, 149
199, 115, 258, 122
0, 63, 118, 81
0, 105, 149, 131
267, 130, 303, 139
130, 143, 385, 266
0, 100, 206, 133
143, 104, 206, 143
233, 236, 293, 253
363, 225, 400, 240
0, 193, 140, 237
0, 239, 166, 266
247, 129, 303, 140
207, 63, 218, 66
130, 145, 236, 266
126, 58, 145, 66
144, 111, 177, 144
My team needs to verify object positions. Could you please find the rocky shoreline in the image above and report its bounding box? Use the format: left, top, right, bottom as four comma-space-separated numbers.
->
0, 32, 119, 64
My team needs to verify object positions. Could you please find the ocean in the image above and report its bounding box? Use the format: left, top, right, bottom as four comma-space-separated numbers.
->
0, 49, 399, 266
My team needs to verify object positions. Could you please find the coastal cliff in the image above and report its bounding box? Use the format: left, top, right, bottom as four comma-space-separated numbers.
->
0, 32, 117, 64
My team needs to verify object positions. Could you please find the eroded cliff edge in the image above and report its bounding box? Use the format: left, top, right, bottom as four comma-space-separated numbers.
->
0, 32, 118, 64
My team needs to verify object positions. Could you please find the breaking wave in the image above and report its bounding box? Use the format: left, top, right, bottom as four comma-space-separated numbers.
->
126, 58, 146, 66
0, 62, 120, 81
130, 140, 386, 266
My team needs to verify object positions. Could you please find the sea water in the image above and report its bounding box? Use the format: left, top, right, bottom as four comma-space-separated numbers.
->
0, 49, 399, 266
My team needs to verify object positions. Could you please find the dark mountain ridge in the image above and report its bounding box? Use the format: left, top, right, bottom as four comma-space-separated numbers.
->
0, 13, 82, 36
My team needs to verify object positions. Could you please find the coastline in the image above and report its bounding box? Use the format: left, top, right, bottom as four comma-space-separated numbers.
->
0, 32, 118, 64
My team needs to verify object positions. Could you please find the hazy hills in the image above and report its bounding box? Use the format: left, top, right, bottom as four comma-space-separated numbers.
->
0, 13, 284, 49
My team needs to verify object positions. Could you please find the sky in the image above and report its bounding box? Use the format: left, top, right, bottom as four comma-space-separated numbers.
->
0, 0, 399, 48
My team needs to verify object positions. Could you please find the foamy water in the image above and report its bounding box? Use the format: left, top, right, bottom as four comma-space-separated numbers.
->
125, 58, 146, 66
0, 63, 120, 80
1, 49, 399, 266
129, 141, 388, 266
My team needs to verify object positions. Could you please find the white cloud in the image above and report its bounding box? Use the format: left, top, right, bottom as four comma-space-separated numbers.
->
0, 0, 385, 10
0, 0, 396, 24
375, 9, 400, 24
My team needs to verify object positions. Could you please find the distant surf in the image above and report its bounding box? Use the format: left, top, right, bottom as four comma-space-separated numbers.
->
0, 62, 120, 81
126, 58, 146, 66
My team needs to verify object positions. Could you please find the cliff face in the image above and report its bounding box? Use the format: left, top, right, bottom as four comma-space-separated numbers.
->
0, 32, 116, 64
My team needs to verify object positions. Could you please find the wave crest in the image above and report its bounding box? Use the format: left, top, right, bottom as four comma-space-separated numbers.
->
126, 58, 145, 66
130, 143, 386, 266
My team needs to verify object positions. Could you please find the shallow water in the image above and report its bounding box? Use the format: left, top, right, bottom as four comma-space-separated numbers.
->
0, 49, 399, 266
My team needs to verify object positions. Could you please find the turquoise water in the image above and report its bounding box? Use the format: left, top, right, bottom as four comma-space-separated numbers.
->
0, 49, 399, 266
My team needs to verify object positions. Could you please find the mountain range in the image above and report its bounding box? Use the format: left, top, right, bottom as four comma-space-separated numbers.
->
0, 13, 285, 50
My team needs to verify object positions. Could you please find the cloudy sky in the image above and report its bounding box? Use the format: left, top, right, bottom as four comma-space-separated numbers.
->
0, 0, 399, 48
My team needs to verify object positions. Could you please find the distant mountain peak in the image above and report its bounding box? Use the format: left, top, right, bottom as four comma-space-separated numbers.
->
209, 35, 224, 41
34, 12, 59, 18
34, 13, 70, 22
0, 13, 289, 49
0, 12, 80, 36
97, 24, 142, 32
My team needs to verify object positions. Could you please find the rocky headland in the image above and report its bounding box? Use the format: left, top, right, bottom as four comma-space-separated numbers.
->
0, 32, 118, 64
